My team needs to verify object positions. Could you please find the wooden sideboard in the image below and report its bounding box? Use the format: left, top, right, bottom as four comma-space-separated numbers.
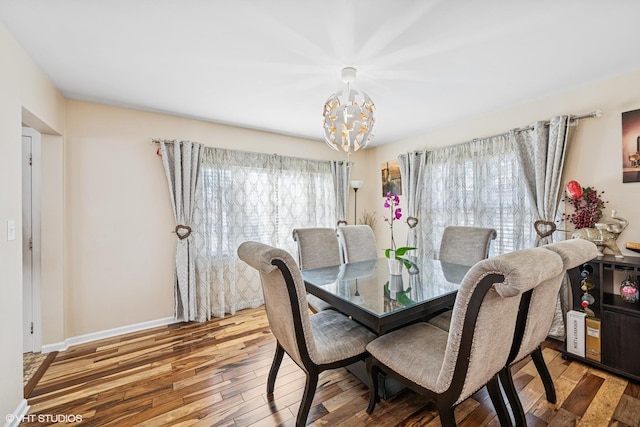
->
564, 254, 640, 381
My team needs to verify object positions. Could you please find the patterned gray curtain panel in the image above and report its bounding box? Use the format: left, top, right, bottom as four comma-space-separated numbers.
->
398, 151, 427, 248
511, 116, 570, 246
511, 116, 571, 339
331, 160, 351, 225
159, 140, 204, 322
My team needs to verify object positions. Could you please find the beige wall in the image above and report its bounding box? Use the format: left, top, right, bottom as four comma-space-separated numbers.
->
0, 23, 64, 420
62, 100, 362, 337
41, 134, 65, 344
367, 71, 640, 254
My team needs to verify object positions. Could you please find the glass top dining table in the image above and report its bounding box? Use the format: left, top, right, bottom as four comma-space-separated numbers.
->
301, 257, 471, 335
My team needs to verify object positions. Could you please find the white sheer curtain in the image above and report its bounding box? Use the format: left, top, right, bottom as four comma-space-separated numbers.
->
404, 117, 574, 339
415, 135, 537, 261
194, 148, 337, 319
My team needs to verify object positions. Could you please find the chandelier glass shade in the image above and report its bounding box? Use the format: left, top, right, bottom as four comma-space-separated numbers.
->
322, 67, 375, 152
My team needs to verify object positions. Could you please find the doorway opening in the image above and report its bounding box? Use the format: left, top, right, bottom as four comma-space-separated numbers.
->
22, 127, 42, 356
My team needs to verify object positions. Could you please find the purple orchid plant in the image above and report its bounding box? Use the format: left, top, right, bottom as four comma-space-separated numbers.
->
383, 192, 416, 267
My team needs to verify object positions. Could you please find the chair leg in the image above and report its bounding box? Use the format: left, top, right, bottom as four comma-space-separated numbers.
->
296, 370, 319, 427
487, 375, 513, 427
531, 346, 556, 404
499, 367, 526, 427
366, 358, 381, 414
267, 344, 285, 395
436, 400, 457, 427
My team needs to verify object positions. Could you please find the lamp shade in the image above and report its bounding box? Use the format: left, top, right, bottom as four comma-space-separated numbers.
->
351, 180, 364, 190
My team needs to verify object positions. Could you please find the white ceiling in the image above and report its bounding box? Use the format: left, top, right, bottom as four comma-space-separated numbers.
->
2, 1, 640, 146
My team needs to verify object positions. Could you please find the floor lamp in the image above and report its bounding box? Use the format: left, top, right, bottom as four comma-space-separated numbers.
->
351, 180, 364, 225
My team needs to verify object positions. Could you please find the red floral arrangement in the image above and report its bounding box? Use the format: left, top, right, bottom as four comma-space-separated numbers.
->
563, 180, 608, 229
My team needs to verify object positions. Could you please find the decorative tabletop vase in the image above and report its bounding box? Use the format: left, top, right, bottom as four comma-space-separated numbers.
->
387, 251, 403, 276
620, 272, 639, 303
388, 274, 404, 299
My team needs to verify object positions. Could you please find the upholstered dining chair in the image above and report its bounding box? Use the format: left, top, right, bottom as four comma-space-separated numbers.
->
497, 239, 598, 427
428, 225, 497, 330
438, 225, 497, 266
237, 241, 376, 427
292, 227, 342, 312
365, 246, 564, 427
292, 227, 342, 270
337, 225, 378, 263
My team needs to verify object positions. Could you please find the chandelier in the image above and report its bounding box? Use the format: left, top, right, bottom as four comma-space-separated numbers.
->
322, 67, 375, 152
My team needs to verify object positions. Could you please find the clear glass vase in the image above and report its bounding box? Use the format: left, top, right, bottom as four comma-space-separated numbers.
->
387, 251, 403, 275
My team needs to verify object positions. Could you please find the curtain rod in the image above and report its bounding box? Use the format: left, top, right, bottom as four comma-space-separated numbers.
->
507, 110, 602, 135
477, 110, 603, 142
571, 110, 603, 121
151, 138, 313, 161
151, 138, 351, 165
405, 110, 602, 154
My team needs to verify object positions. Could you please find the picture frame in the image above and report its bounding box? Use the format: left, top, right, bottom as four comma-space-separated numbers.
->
622, 108, 640, 183
381, 160, 402, 196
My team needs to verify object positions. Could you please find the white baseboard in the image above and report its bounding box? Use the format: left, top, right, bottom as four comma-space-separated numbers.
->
41, 316, 180, 353
4, 399, 29, 427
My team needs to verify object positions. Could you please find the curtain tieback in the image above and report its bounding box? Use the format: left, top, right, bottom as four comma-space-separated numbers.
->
406, 216, 419, 229
533, 220, 567, 238
175, 224, 192, 240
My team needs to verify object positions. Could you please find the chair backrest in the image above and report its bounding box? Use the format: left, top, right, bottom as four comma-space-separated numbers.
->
237, 241, 319, 366
292, 228, 342, 270
438, 246, 563, 404
509, 239, 598, 362
337, 225, 378, 263
439, 226, 497, 266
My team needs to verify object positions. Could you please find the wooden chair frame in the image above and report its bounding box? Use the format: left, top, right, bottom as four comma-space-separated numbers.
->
269, 259, 369, 426
366, 273, 513, 427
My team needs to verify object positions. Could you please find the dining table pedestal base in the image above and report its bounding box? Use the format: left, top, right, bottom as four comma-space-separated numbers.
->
346, 360, 405, 399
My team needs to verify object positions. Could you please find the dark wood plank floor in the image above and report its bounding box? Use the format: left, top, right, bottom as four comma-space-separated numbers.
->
23, 306, 640, 426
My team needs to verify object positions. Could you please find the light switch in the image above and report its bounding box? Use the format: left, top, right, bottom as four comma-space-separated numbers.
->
7, 220, 16, 241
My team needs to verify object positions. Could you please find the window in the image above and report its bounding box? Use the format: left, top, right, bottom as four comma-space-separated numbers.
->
199, 149, 336, 258
417, 135, 536, 258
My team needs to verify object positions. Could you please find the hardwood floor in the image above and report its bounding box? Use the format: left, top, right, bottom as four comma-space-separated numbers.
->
24, 306, 640, 426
